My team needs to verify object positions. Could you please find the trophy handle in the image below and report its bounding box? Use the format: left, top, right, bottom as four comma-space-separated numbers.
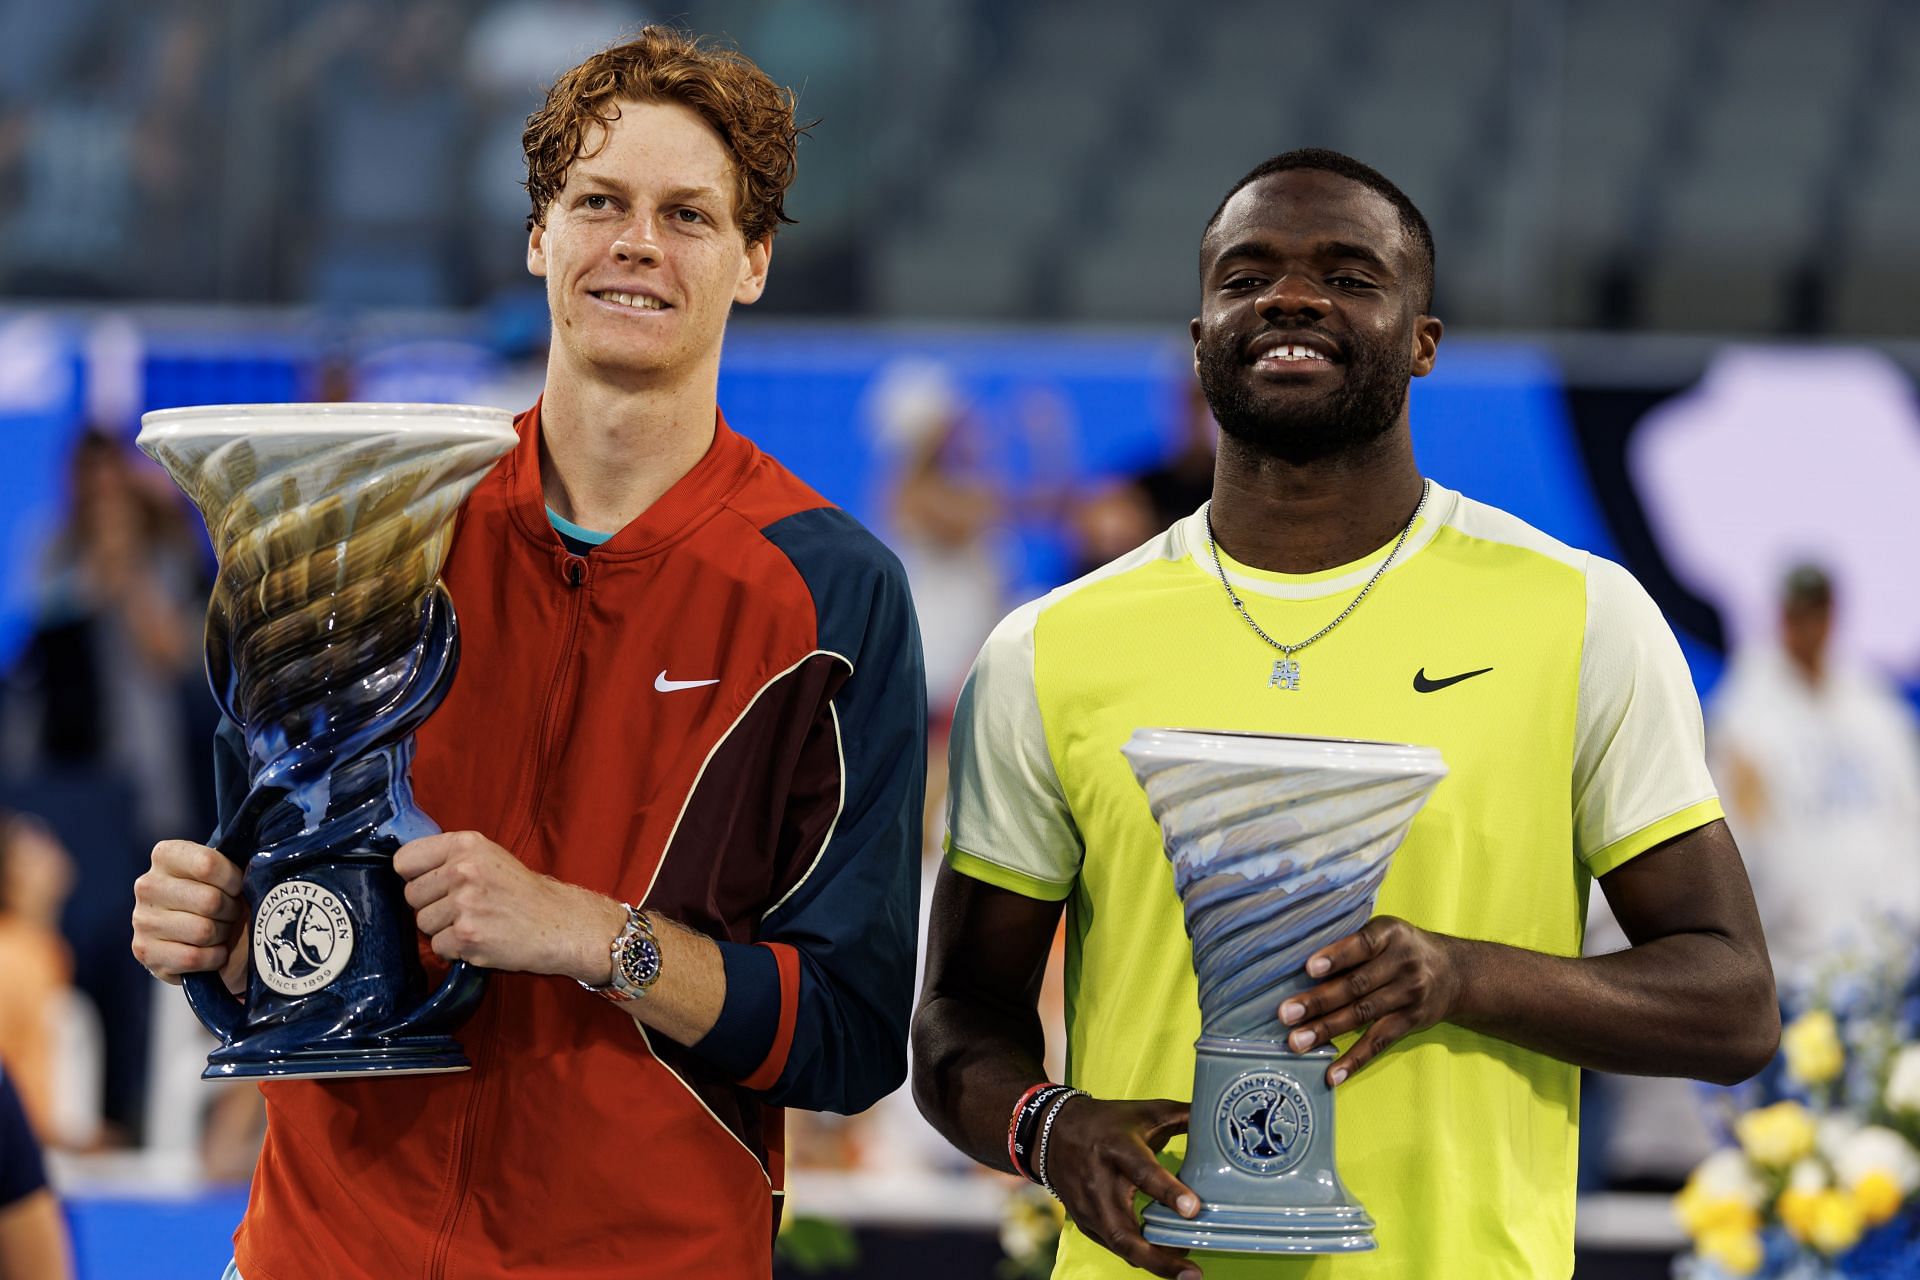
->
181, 782, 284, 1045
183, 969, 246, 1042
386, 960, 487, 1038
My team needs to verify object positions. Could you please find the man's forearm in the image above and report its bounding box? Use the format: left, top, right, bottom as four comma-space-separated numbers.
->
1445, 929, 1777, 1084
911, 988, 1049, 1173
559, 892, 727, 1046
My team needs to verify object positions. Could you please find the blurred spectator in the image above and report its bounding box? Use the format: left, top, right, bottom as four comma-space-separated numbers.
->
1710, 564, 1920, 982
1070, 377, 1215, 575
8, 430, 205, 841
867, 358, 1008, 729
127, 1, 224, 299
0, 1, 220, 300
275, 1, 474, 308
0, 0, 110, 103
1, 428, 208, 1144
0, 1065, 71, 1279
0, 812, 76, 1144
0, 25, 140, 297
716, 0, 871, 308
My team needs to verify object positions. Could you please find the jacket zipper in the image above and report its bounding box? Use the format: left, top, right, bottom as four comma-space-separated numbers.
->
426, 551, 591, 1278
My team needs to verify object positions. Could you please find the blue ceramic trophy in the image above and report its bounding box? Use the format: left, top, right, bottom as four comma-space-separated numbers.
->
1121, 729, 1447, 1253
138, 404, 518, 1080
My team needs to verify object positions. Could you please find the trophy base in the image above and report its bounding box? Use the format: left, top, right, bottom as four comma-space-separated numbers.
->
1154, 1035, 1376, 1255
1143, 1200, 1375, 1254
202, 1038, 472, 1081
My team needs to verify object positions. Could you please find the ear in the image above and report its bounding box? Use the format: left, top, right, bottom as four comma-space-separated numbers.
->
527, 221, 548, 279
1190, 316, 1204, 380
734, 236, 773, 306
1409, 314, 1443, 378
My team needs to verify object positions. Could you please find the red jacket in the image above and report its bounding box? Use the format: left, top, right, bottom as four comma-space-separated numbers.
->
223, 405, 925, 1278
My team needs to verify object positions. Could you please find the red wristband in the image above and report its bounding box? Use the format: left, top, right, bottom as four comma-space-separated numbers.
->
1007, 1082, 1052, 1176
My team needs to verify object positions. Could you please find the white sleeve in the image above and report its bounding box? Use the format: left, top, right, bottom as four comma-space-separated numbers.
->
943, 598, 1084, 900
1573, 557, 1724, 875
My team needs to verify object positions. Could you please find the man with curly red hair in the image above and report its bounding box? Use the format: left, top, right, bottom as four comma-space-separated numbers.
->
133, 27, 925, 1279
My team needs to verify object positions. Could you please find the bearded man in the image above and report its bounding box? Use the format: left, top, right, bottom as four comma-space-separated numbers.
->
911, 148, 1776, 1280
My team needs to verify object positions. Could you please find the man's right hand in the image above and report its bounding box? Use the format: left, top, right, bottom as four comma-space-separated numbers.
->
1043, 1095, 1203, 1280
132, 840, 248, 994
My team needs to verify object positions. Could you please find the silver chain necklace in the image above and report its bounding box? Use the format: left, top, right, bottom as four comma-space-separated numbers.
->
1204, 478, 1431, 691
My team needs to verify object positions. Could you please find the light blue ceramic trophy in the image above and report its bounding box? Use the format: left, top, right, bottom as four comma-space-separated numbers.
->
1121, 729, 1447, 1253
139, 404, 517, 1079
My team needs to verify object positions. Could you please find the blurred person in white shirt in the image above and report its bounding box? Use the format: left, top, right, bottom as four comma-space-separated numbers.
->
1710, 564, 1920, 982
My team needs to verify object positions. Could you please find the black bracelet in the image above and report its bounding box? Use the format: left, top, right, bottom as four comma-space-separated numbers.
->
1011, 1083, 1074, 1180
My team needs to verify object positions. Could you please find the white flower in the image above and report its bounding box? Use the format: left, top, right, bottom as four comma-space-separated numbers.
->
1816, 1112, 1862, 1161
1788, 1157, 1831, 1195
1886, 1045, 1920, 1113
1833, 1125, 1920, 1195
1692, 1149, 1768, 1208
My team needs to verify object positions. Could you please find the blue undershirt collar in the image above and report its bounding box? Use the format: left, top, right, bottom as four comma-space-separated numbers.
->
547, 506, 615, 553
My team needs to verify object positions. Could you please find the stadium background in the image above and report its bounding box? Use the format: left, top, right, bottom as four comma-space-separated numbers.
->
3, 0, 1918, 1276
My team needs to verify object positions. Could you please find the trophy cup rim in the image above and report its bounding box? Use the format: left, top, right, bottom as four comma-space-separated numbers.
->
136, 401, 519, 447
1122, 727, 1446, 780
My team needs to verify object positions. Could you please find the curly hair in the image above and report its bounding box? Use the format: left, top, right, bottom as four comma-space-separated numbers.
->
522, 26, 803, 244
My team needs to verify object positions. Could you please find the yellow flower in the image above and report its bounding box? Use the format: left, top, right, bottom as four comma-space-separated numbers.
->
1779, 1187, 1819, 1241
1696, 1224, 1764, 1276
1833, 1124, 1920, 1222
1736, 1101, 1818, 1168
1673, 1184, 1761, 1238
1807, 1188, 1865, 1256
1853, 1168, 1903, 1225
1782, 1010, 1845, 1087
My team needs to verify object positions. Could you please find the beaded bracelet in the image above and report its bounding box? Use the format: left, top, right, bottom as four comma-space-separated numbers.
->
1008, 1083, 1074, 1179
1032, 1088, 1088, 1197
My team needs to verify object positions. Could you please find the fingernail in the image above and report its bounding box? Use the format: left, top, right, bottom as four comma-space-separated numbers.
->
1279, 1000, 1304, 1024
1289, 1029, 1316, 1052
1178, 1194, 1199, 1217
1329, 1067, 1348, 1086
1307, 956, 1330, 977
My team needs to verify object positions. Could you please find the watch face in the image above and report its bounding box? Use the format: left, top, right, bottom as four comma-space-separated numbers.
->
622, 936, 661, 989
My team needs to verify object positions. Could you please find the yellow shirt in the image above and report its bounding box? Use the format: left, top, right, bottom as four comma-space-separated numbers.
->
944, 483, 1721, 1279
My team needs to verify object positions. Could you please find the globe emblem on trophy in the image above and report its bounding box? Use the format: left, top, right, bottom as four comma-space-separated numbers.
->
1121, 728, 1447, 1254
253, 881, 356, 996
1218, 1071, 1314, 1175
138, 403, 518, 1079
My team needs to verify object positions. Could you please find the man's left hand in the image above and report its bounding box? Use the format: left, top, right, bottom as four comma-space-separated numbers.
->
395, 831, 624, 981
1276, 915, 1469, 1087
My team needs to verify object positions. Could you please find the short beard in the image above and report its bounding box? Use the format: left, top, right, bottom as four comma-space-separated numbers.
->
1196, 328, 1412, 466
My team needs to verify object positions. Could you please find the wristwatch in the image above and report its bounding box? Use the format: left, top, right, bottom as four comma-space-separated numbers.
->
580, 903, 661, 1003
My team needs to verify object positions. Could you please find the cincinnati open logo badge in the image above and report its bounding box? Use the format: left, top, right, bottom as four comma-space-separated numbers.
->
1216, 1071, 1313, 1176
253, 881, 355, 996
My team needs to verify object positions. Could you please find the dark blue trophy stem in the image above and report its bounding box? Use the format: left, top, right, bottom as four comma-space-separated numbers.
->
190, 583, 487, 1080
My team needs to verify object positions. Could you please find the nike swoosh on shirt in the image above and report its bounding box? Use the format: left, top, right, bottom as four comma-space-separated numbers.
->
654, 672, 721, 692
1412, 666, 1493, 693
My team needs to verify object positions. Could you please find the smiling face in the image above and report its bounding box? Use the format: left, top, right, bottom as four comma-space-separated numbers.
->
528, 98, 771, 389
1191, 169, 1441, 465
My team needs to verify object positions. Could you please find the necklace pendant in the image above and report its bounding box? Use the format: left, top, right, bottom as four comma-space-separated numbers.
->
1268, 658, 1302, 691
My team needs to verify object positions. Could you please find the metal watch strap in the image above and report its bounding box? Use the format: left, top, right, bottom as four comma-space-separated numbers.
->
578, 903, 660, 1004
